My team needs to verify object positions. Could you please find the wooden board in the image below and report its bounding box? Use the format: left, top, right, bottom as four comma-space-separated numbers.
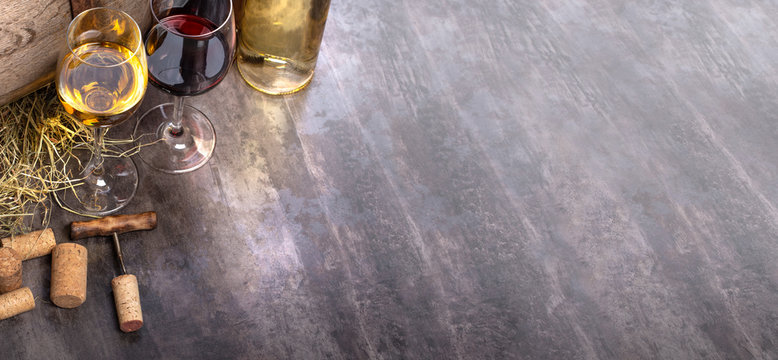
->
70, 0, 98, 16
0, 0, 152, 106
0, 1, 70, 106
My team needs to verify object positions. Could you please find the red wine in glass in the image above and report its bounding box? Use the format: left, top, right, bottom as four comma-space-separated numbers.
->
134, 0, 235, 174
147, 14, 232, 96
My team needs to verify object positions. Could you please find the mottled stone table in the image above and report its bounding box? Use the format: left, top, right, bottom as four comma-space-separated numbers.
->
2, 0, 777, 359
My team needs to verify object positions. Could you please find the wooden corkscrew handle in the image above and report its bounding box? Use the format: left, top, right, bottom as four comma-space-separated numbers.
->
70, 212, 157, 240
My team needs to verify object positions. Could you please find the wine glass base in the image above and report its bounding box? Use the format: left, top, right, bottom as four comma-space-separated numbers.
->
57, 144, 138, 216
133, 103, 216, 174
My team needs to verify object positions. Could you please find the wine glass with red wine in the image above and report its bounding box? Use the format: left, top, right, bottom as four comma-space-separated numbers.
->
133, 0, 235, 173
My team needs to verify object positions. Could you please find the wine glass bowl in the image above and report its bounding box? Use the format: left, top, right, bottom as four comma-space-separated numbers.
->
58, 11, 147, 127
134, 0, 236, 174
55, 7, 147, 215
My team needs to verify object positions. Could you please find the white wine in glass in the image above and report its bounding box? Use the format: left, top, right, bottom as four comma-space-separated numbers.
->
56, 8, 148, 216
58, 42, 147, 127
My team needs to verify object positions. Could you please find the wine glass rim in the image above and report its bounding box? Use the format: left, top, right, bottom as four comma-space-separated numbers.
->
149, 0, 234, 39
66, 7, 144, 68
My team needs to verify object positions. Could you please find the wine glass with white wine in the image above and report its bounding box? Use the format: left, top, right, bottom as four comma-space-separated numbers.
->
56, 7, 148, 215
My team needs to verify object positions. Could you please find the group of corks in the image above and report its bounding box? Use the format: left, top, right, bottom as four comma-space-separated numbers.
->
0, 228, 88, 320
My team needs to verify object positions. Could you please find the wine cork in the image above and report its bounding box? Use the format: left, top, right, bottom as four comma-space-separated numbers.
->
1, 228, 57, 260
0, 287, 35, 320
0, 248, 22, 293
50, 243, 87, 308
111, 274, 143, 332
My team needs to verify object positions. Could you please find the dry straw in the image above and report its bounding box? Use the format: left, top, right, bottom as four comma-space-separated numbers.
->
0, 85, 139, 237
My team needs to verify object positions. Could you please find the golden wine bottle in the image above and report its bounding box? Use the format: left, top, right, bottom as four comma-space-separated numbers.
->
57, 42, 148, 127
237, 0, 330, 95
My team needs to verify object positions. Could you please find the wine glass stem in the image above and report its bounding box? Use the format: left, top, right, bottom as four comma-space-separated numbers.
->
170, 96, 186, 136
90, 127, 105, 177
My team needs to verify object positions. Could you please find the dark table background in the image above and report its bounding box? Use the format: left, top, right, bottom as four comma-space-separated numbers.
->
2, 0, 778, 359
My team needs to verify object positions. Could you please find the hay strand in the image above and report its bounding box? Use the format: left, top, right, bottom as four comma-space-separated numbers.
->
0, 85, 139, 236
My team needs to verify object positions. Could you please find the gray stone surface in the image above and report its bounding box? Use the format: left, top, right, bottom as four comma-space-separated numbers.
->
1, 0, 777, 359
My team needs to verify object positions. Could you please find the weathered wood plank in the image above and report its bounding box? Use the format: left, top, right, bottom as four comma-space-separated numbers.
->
0, 1, 71, 106
69, 0, 97, 16
0, 0, 152, 106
